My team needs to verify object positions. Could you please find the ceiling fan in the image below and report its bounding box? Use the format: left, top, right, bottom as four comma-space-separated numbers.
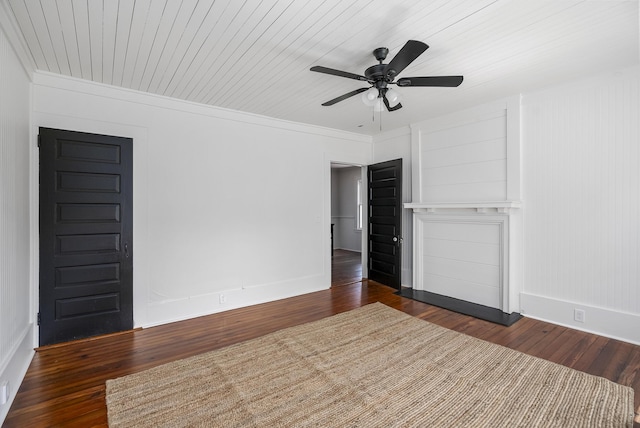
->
310, 40, 463, 112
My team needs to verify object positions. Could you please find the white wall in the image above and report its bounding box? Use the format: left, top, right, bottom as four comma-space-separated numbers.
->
372, 127, 413, 287
520, 66, 640, 344
31, 72, 373, 329
0, 20, 33, 423
331, 167, 362, 252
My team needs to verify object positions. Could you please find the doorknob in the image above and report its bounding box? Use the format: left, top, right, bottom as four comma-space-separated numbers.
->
124, 243, 130, 258
392, 236, 398, 242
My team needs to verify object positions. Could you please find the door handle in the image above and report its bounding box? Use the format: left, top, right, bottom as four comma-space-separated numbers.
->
124, 243, 130, 258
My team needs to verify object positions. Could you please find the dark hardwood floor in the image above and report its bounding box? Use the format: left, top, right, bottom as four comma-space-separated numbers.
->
4, 262, 640, 426
331, 249, 362, 286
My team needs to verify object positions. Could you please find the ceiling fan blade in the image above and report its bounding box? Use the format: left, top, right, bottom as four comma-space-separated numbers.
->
310, 66, 368, 81
382, 95, 403, 112
396, 76, 463, 87
321, 87, 369, 106
384, 40, 429, 78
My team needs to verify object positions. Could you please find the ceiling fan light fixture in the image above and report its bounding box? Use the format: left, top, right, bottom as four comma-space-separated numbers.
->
361, 87, 379, 106
386, 88, 401, 107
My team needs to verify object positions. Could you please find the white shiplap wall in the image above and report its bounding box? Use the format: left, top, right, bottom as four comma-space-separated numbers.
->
418, 110, 508, 202
521, 67, 640, 343
0, 21, 32, 422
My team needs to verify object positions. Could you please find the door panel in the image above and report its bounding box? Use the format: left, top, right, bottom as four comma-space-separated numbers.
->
57, 171, 121, 192
57, 203, 121, 223
367, 159, 402, 289
39, 127, 133, 346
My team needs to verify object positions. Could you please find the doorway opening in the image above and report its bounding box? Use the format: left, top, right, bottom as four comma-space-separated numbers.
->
330, 163, 364, 286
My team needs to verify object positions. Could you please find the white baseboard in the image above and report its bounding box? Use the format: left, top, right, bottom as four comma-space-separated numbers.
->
402, 268, 413, 288
0, 324, 35, 425
520, 292, 640, 345
144, 275, 328, 328
334, 247, 362, 253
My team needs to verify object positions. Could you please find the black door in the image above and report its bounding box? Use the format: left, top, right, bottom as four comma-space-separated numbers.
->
367, 159, 402, 289
39, 128, 133, 346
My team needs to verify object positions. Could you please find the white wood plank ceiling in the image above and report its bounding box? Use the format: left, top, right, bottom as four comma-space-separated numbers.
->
4, 0, 639, 135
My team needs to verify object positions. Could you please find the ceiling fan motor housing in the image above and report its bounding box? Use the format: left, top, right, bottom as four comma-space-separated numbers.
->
373, 47, 388, 62
365, 64, 391, 88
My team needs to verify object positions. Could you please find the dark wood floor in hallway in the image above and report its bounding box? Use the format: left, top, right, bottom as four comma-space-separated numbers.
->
331, 248, 362, 286
5, 280, 640, 427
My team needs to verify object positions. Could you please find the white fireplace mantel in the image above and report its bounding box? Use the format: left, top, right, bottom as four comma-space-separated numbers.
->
407, 201, 523, 314
404, 201, 522, 214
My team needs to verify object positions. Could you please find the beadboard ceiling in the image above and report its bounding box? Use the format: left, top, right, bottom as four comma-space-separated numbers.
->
3, 0, 638, 135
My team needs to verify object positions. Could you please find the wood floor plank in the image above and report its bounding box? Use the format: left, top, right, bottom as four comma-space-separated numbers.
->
4, 255, 639, 427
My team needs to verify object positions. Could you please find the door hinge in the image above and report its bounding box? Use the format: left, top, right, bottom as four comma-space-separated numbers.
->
37, 312, 41, 325
37, 136, 41, 148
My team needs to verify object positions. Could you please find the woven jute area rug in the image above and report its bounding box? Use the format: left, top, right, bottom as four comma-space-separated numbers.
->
106, 303, 634, 427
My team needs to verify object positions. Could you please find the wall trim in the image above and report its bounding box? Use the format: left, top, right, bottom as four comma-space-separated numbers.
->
144, 276, 327, 328
32, 71, 371, 144
0, 324, 34, 424
520, 292, 640, 345
335, 246, 362, 253
326, 156, 371, 287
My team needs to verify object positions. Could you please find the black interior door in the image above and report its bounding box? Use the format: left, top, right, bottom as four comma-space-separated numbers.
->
367, 159, 402, 289
39, 127, 133, 346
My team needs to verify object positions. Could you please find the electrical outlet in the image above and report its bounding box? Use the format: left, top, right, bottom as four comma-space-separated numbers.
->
219, 294, 226, 304
574, 309, 585, 323
0, 381, 9, 405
